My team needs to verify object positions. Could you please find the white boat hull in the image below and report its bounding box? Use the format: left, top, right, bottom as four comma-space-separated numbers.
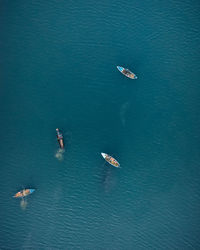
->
101, 152, 120, 168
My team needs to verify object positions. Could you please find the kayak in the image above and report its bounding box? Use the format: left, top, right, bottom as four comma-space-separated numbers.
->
117, 66, 137, 79
101, 153, 120, 168
56, 128, 64, 149
13, 189, 35, 198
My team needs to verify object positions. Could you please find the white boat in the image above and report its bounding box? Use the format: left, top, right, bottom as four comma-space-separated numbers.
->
101, 153, 120, 168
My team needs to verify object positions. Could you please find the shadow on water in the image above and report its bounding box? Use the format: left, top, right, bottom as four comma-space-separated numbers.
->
118, 78, 139, 127
120, 101, 131, 127
20, 198, 28, 210
101, 163, 119, 193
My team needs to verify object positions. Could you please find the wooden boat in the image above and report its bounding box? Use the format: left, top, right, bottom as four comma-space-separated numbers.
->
56, 128, 64, 149
101, 153, 120, 168
13, 189, 35, 198
117, 66, 137, 79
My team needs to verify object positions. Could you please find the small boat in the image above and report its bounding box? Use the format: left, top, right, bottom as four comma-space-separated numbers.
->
56, 128, 64, 149
117, 66, 137, 79
101, 153, 120, 168
13, 189, 35, 198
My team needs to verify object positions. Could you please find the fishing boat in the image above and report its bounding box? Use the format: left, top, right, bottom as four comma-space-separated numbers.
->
117, 66, 137, 79
13, 189, 35, 198
56, 128, 64, 149
101, 153, 120, 168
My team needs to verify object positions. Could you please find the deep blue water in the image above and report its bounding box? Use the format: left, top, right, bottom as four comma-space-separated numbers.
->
0, 0, 200, 249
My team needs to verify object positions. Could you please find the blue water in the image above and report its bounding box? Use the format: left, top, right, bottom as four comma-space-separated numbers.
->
0, 0, 200, 249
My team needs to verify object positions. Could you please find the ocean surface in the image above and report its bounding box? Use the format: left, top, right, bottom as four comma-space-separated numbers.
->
0, 0, 200, 249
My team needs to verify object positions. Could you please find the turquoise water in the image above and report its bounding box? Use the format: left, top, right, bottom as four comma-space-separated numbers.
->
0, 0, 200, 249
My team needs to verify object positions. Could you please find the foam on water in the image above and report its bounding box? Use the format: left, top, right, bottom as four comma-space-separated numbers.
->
55, 148, 65, 161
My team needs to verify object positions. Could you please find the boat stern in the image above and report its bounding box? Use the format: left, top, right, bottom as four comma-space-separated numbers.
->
29, 189, 35, 194
133, 74, 137, 79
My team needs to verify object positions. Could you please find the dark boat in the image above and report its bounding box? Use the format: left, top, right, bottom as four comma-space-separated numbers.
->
117, 66, 137, 79
56, 128, 64, 149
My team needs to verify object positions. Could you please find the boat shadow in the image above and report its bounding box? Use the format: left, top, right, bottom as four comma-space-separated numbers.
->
20, 198, 28, 210
101, 163, 118, 193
